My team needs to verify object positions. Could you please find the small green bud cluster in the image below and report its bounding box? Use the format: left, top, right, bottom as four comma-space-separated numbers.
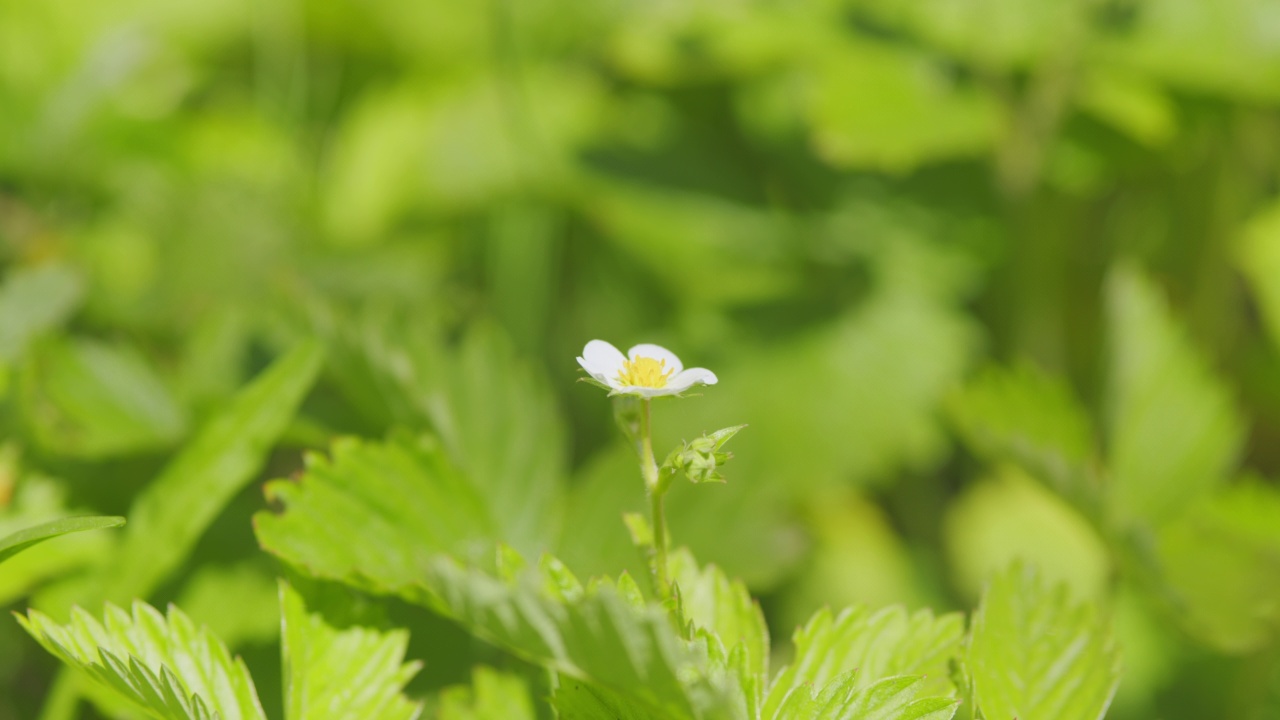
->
661, 425, 745, 486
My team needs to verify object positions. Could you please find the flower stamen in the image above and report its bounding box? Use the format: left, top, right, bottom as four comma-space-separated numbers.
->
616, 356, 674, 389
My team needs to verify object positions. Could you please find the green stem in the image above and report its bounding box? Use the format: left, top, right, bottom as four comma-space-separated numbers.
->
639, 398, 670, 600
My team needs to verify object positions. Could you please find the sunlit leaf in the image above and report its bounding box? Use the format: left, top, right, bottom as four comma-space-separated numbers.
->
255, 436, 747, 718
18, 601, 266, 720
281, 580, 422, 720
967, 563, 1120, 720
773, 674, 958, 720
763, 604, 963, 718
670, 548, 769, 717
0, 515, 124, 566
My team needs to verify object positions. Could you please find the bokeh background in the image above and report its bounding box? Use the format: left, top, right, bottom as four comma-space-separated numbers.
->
3, 0, 1280, 717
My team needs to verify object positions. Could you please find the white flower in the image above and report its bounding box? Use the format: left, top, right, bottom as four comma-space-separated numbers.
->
576, 340, 718, 398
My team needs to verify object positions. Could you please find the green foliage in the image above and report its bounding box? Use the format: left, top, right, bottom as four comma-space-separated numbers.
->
436, 667, 537, 720
967, 564, 1120, 720
254, 434, 745, 717
18, 602, 267, 720
949, 362, 1097, 505
0, 516, 124, 566
1154, 480, 1280, 653
99, 341, 323, 604
280, 580, 421, 720
7, 0, 1280, 715
1106, 267, 1244, 527
19, 338, 187, 459
763, 605, 964, 718
254, 436, 493, 580
771, 675, 958, 720
0, 264, 82, 363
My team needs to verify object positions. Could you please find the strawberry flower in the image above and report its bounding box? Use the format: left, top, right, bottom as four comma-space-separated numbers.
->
576, 340, 717, 398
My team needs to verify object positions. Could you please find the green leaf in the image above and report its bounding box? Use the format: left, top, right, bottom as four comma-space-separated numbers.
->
763, 605, 963, 718
19, 337, 187, 458
1106, 267, 1244, 526
1239, 200, 1280, 350
0, 471, 119, 606
437, 666, 538, 720
323, 315, 565, 557
773, 674, 958, 720
943, 469, 1109, 603
17, 601, 266, 720
423, 325, 567, 556
256, 442, 747, 719
804, 37, 998, 172
1154, 480, 1280, 653
255, 436, 494, 580
424, 559, 746, 720
967, 563, 1120, 720
281, 580, 422, 720
948, 362, 1098, 508
553, 679, 662, 719
0, 263, 83, 363
0, 515, 124, 566
99, 341, 323, 603
669, 549, 769, 718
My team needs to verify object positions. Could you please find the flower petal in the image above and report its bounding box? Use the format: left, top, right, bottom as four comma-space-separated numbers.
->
665, 368, 718, 393
627, 343, 683, 375
578, 340, 627, 382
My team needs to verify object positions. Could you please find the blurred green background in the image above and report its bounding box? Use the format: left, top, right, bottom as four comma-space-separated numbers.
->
3, 0, 1280, 717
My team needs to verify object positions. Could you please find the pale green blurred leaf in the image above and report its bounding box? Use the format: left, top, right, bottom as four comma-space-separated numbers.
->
19, 337, 187, 459
763, 604, 963, 718
1156, 480, 1280, 653
0, 263, 82, 362
586, 181, 797, 306
1077, 69, 1177, 147
99, 340, 322, 603
436, 666, 537, 720
1106, 266, 1244, 527
18, 601, 266, 720
1239, 200, 1280, 350
949, 362, 1098, 506
855, 0, 1087, 69
1101, 0, 1280, 102
943, 469, 1109, 603
176, 562, 280, 650
805, 38, 999, 172
967, 563, 1120, 720
281, 580, 422, 720
781, 493, 932, 630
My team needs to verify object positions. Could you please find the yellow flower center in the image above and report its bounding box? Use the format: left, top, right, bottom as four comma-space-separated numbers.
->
616, 356, 674, 388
